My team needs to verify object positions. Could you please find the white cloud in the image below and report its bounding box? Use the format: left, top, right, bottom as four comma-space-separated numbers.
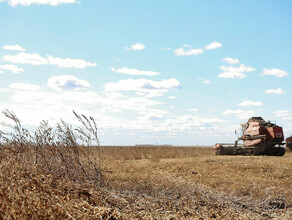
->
3, 44, 25, 51
48, 75, 90, 91
220, 64, 255, 73
139, 113, 164, 121
9, 83, 40, 90
105, 78, 181, 91
264, 88, 285, 94
182, 44, 192, 48
197, 77, 211, 84
126, 43, 145, 51
111, 67, 160, 76
162, 47, 172, 51
274, 110, 292, 122
5, 0, 77, 6
218, 72, 246, 79
162, 114, 225, 134
274, 110, 291, 117
0, 64, 24, 74
222, 57, 240, 64
174, 47, 203, 56
47, 55, 97, 69
1, 81, 233, 144
238, 100, 263, 107
205, 41, 222, 50
223, 109, 255, 120
0, 70, 3, 74
3, 52, 48, 65
190, 108, 198, 112
218, 64, 255, 79
260, 68, 289, 78
105, 78, 181, 97
168, 96, 176, 99
3, 52, 96, 69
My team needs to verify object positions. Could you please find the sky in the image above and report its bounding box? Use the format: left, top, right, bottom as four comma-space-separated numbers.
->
0, 0, 291, 145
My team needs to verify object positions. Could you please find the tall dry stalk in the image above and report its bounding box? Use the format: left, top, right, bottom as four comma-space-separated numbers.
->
0, 109, 103, 185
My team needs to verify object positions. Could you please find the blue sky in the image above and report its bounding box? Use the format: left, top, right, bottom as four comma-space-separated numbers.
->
0, 0, 291, 145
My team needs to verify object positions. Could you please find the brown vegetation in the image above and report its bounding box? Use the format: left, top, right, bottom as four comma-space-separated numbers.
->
0, 111, 291, 219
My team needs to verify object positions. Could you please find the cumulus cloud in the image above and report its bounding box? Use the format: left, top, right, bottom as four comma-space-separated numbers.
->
182, 44, 192, 48
0, 64, 24, 74
218, 64, 255, 79
126, 43, 145, 51
274, 110, 291, 117
48, 75, 90, 91
111, 67, 160, 76
3, 52, 48, 65
223, 109, 255, 120
260, 68, 289, 78
47, 56, 97, 68
222, 57, 240, 64
168, 96, 176, 99
218, 72, 246, 79
264, 88, 285, 94
220, 64, 255, 73
174, 47, 203, 56
105, 78, 181, 97
197, 77, 211, 84
139, 113, 165, 121
162, 47, 172, 51
3, 44, 25, 51
2, 52, 96, 69
162, 114, 225, 134
9, 83, 40, 90
274, 110, 292, 122
238, 100, 263, 107
3, 0, 77, 6
105, 78, 181, 91
202, 80, 211, 84
205, 41, 222, 50
1, 80, 233, 144
1, 84, 227, 138
0, 70, 4, 74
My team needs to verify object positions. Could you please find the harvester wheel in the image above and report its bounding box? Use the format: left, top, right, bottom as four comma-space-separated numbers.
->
276, 147, 285, 156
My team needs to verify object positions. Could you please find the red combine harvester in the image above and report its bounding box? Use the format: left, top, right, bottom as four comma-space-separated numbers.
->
215, 117, 285, 156
286, 136, 292, 151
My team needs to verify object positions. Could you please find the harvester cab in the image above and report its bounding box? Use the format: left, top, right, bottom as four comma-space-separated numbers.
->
215, 117, 286, 156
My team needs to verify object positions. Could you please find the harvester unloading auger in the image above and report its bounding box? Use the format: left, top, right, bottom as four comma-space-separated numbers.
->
215, 117, 286, 156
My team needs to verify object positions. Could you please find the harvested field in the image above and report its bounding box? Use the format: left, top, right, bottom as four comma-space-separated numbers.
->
1, 145, 291, 219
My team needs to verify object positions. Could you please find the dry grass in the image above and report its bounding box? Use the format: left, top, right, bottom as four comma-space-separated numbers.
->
1, 146, 291, 219
0, 110, 291, 219
101, 146, 292, 219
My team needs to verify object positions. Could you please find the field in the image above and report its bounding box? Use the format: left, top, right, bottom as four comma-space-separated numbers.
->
0, 110, 291, 219
1, 145, 291, 219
